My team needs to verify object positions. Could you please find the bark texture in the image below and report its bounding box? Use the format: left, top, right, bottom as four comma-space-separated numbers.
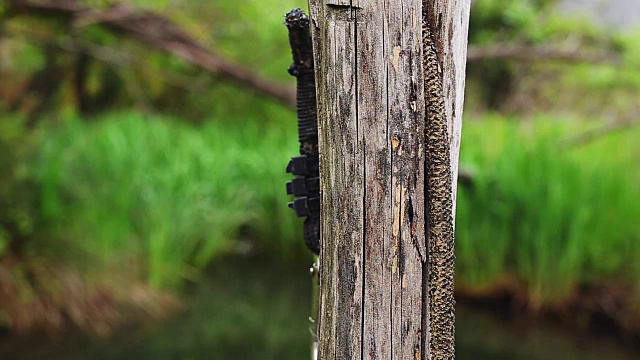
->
308, 0, 469, 358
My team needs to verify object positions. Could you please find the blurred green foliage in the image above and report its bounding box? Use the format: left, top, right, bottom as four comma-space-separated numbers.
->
0, 0, 639, 334
13, 111, 638, 307
2, 0, 638, 116
469, 0, 556, 43
29, 112, 303, 288
1, 0, 300, 120
0, 115, 36, 257
456, 116, 640, 303
465, 0, 639, 112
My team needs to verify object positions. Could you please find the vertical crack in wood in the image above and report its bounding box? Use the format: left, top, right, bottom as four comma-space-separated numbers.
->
387, 1, 427, 359
351, 2, 367, 360
382, 1, 392, 359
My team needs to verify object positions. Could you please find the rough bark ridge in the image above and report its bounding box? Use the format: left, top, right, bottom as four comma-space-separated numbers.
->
422, 6, 456, 359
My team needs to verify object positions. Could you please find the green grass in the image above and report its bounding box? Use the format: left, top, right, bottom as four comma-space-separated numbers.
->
456, 114, 640, 304
24, 111, 640, 306
31, 112, 304, 288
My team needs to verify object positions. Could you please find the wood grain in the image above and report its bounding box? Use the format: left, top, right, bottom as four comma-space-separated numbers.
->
308, 0, 469, 358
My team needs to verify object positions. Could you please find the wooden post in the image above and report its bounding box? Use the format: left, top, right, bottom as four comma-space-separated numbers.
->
308, 0, 470, 359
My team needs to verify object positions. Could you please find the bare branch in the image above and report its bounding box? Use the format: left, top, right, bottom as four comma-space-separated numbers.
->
467, 43, 621, 64
560, 118, 640, 148
6, 0, 297, 107
6, 28, 214, 92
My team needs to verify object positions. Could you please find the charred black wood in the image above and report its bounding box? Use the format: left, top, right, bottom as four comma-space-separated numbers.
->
284, 8, 320, 255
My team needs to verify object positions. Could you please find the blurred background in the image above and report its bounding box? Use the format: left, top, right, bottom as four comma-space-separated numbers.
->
0, 0, 638, 359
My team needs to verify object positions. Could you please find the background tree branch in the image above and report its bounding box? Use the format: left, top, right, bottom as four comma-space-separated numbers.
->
467, 43, 620, 64
6, 0, 297, 108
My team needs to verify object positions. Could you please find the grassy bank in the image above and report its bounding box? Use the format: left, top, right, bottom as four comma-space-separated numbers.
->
456, 115, 640, 308
3, 111, 639, 332
29, 112, 304, 289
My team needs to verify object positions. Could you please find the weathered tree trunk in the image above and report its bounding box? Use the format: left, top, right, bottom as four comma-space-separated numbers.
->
308, 0, 469, 358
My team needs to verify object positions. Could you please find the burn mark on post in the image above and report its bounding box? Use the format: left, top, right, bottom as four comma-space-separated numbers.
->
285, 9, 317, 153
285, 9, 321, 255
325, 0, 362, 9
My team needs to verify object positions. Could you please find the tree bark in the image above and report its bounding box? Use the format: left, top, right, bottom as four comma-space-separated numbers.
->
309, 0, 469, 358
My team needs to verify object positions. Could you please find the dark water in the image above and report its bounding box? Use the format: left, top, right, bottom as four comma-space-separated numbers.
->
1, 256, 638, 360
